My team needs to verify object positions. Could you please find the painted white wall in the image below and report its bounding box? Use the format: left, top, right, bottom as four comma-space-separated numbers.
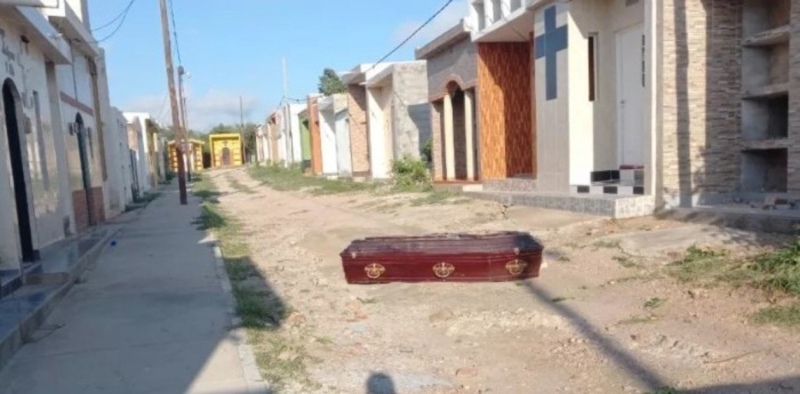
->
124, 113, 152, 193
535, 0, 646, 190
334, 104, 352, 178
0, 16, 76, 269
367, 85, 390, 179
567, 3, 593, 186
319, 106, 338, 175
534, 3, 571, 192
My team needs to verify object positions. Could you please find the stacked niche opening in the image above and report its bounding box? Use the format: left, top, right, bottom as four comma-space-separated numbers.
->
741, 0, 790, 192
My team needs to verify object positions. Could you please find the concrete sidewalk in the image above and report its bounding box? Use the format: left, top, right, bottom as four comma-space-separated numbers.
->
0, 186, 267, 394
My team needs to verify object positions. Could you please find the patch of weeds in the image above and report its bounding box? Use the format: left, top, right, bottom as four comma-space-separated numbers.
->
227, 176, 255, 194
618, 314, 659, 325
358, 297, 379, 304
225, 258, 260, 281
410, 190, 458, 206
194, 203, 227, 230
668, 246, 729, 283
593, 239, 621, 250
753, 303, 800, 327
749, 239, 800, 296
391, 156, 432, 192
249, 165, 376, 195
644, 297, 667, 309
613, 255, 641, 269
315, 336, 334, 345
650, 388, 685, 394
310, 179, 378, 195
558, 255, 572, 263
251, 332, 319, 390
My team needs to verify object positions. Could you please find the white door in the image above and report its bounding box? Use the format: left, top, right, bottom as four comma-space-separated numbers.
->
616, 24, 646, 167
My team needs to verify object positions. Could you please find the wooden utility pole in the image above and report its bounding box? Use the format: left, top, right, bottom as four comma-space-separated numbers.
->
239, 95, 245, 164
178, 66, 191, 181
159, 0, 187, 204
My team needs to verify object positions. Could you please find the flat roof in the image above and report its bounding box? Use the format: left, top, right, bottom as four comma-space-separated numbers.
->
415, 19, 471, 60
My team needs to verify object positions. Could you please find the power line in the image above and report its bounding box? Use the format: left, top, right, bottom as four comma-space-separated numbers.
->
94, 0, 136, 43
369, 0, 454, 71
168, 0, 183, 65
92, 0, 137, 32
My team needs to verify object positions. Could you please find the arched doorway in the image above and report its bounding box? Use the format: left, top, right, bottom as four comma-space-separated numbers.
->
75, 114, 93, 226
440, 81, 471, 181
2, 79, 35, 262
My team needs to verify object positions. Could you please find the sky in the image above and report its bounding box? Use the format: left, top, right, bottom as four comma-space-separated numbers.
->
88, 0, 468, 132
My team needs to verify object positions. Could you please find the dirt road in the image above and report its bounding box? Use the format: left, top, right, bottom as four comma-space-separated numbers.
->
210, 167, 800, 394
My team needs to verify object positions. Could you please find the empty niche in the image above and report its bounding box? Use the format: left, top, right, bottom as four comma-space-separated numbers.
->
742, 149, 787, 192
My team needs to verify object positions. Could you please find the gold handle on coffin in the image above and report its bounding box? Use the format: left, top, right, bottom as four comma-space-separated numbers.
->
364, 263, 386, 279
505, 259, 529, 275
433, 262, 455, 278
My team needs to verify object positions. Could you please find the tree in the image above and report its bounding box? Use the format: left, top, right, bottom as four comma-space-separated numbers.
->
317, 68, 346, 95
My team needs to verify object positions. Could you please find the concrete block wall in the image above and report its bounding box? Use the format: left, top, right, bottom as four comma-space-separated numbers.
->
426, 38, 478, 101
660, 0, 743, 207
347, 85, 370, 175
392, 63, 431, 159
789, 1, 800, 190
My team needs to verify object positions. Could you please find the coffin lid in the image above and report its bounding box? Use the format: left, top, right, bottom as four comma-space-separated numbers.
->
341, 232, 542, 256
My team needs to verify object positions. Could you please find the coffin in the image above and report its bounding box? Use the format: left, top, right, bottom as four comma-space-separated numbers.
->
340, 232, 543, 284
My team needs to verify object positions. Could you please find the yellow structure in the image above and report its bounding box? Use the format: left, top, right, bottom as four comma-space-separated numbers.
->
168, 139, 205, 174
209, 133, 243, 168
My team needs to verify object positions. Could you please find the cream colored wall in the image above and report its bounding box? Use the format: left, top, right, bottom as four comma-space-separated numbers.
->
534, 2, 571, 192
567, 2, 594, 185
0, 17, 75, 268
570, 0, 644, 171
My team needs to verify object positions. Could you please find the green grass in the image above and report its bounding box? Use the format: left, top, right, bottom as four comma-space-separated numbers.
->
248, 165, 377, 195
193, 172, 317, 390
593, 239, 621, 250
650, 388, 685, 394
750, 240, 800, 296
248, 162, 470, 206
613, 255, 642, 269
667, 242, 800, 328
753, 303, 800, 327
409, 190, 460, 206
668, 246, 730, 283
644, 297, 667, 309
226, 176, 256, 194
618, 314, 659, 325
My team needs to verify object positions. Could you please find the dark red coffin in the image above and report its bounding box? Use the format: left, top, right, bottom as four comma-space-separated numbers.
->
340, 232, 543, 284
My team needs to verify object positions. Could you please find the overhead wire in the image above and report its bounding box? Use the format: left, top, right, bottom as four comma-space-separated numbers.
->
92, 0, 137, 32
168, 0, 183, 66
368, 0, 455, 71
93, 0, 136, 43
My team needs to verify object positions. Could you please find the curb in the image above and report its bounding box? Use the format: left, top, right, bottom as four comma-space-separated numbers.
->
212, 244, 271, 393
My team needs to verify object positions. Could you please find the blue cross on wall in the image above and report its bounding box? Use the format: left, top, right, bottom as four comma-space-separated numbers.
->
534, 5, 568, 101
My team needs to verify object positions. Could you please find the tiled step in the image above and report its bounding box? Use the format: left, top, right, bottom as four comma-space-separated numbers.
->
573, 184, 645, 196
